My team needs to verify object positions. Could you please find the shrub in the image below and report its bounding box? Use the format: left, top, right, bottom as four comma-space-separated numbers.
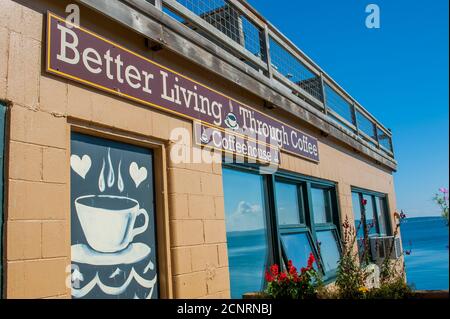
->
335, 216, 369, 299
335, 210, 412, 299
365, 277, 413, 299
433, 187, 449, 226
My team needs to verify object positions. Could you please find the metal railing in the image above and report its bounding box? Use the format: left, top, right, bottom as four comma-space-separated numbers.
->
150, 0, 394, 156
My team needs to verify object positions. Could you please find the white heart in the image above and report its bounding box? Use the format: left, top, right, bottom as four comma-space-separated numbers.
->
129, 162, 147, 188
70, 154, 92, 179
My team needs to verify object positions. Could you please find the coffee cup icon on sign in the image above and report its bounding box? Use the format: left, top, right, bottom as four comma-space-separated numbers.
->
224, 113, 240, 131
75, 195, 149, 253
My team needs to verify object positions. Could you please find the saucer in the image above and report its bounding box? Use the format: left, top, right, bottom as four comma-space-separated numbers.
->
225, 118, 239, 130
72, 243, 151, 266
200, 133, 210, 144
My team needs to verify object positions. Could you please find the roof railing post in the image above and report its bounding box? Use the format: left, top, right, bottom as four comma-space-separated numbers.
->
263, 25, 273, 79
320, 73, 328, 114
375, 125, 381, 149
154, 0, 163, 10
352, 102, 360, 135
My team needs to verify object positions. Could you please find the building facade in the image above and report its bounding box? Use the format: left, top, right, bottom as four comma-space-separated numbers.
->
0, 0, 399, 299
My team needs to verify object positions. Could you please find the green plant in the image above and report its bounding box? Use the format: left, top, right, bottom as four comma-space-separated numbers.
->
379, 210, 406, 284
264, 254, 322, 299
365, 277, 413, 299
335, 211, 412, 299
335, 216, 369, 299
433, 187, 449, 226
373, 211, 414, 298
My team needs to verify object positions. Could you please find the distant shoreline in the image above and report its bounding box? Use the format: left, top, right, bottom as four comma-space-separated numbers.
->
404, 215, 444, 220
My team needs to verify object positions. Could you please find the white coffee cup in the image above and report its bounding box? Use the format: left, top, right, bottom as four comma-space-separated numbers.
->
75, 195, 149, 253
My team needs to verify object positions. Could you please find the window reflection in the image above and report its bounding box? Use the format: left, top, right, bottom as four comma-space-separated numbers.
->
352, 190, 391, 261
317, 231, 341, 273
275, 181, 302, 225
352, 192, 364, 239
375, 197, 388, 235
222, 168, 269, 299
311, 188, 329, 224
363, 195, 377, 235
281, 232, 315, 270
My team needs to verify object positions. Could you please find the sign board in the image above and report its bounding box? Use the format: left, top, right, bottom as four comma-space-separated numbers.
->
46, 13, 319, 164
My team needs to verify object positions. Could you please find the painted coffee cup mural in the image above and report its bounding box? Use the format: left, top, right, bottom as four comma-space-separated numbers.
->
70, 133, 158, 299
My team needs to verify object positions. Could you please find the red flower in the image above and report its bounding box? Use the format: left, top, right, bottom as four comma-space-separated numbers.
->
279, 272, 288, 282
300, 267, 307, 274
289, 265, 297, 276
287, 260, 293, 269
265, 271, 274, 282
307, 253, 315, 269
270, 264, 279, 277
361, 199, 368, 206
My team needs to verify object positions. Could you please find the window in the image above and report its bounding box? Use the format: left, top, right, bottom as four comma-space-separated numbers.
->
316, 230, 341, 273
375, 197, 388, 235
311, 186, 341, 275
222, 165, 342, 298
275, 181, 303, 225
363, 194, 377, 235
280, 232, 316, 271
274, 179, 325, 275
351, 188, 391, 260
351, 192, 364, 239
222, 168, 270, 299
311, 187, 331, 224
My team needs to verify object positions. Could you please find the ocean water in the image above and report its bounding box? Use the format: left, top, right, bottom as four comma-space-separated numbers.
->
226, 217, 449, 298
400, 216, 449, 290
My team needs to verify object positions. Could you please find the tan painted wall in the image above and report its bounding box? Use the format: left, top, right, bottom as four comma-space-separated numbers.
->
0, 0, 398, 299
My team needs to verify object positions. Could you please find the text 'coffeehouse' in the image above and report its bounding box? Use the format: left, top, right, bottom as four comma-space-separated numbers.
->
0, 0, 399, 299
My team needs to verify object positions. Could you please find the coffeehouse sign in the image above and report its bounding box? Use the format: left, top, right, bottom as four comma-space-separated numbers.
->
46, 13, 320, 164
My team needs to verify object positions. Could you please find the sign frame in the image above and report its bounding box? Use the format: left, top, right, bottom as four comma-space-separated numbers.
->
46, 12, 320, 164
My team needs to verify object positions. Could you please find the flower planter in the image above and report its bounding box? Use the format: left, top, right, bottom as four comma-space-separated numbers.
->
243, 290, 449, 299
411, 290, 449, 299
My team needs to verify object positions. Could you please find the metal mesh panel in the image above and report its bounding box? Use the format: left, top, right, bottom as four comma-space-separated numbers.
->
163, 4, 263, 71
175, 0, 265, 60
356, 110, 377, 141
269, 37, 323, 102
324, 84, 354, 125
377, 127, 392, 152
160, 0, 395, 155
241, 15, 265, 59
328, 113, 356, 133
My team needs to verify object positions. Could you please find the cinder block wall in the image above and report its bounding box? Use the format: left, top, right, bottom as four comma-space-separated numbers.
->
0, 0, 232, 299
168, 155, 230, 298
0, 0, 398, 299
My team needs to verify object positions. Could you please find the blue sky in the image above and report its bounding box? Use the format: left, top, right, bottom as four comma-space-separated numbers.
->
248, 0, 449, 217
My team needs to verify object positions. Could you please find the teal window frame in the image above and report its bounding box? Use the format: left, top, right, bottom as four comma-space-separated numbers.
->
351, 187, 392, 263
222, 164, 278, 298
223, 163, 342, 287
307, 183, 342, 279
0, 102, 6, 298
279, 228, 320, 272
274, 177, 306, 226
351, 187, 392, 237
